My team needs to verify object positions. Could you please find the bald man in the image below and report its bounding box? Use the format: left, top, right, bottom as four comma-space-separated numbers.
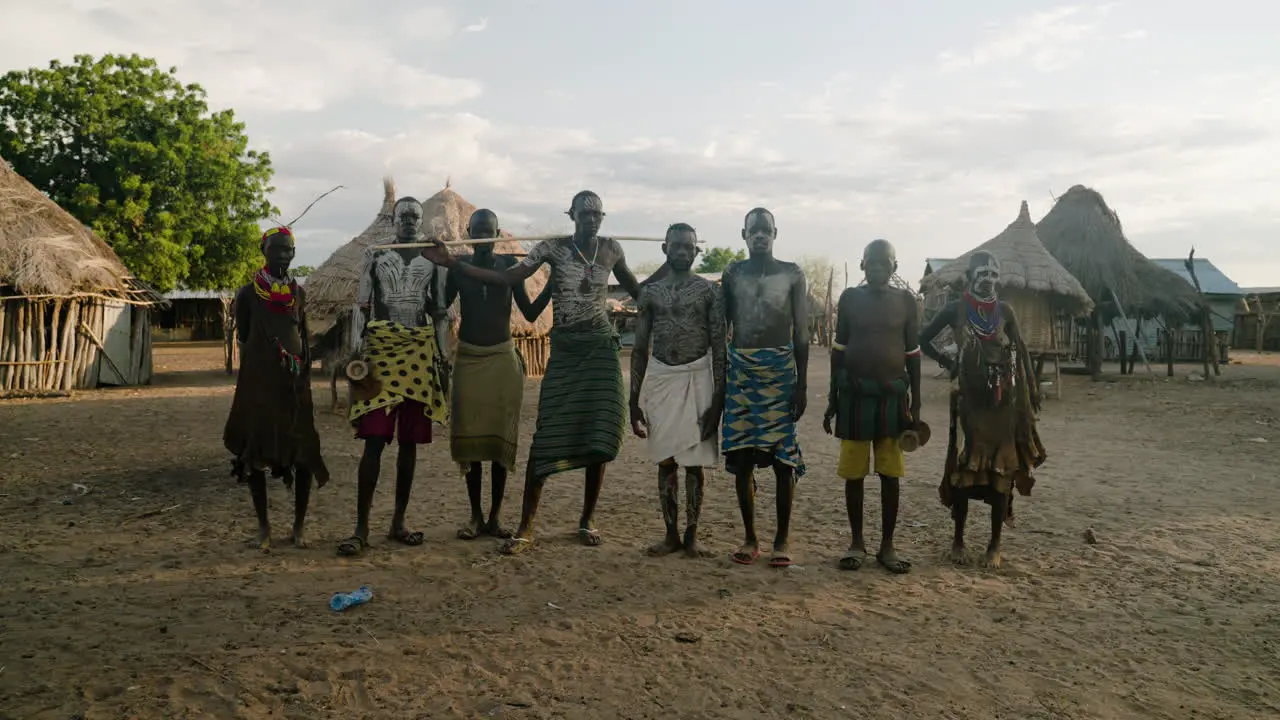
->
822, 239, 921, 574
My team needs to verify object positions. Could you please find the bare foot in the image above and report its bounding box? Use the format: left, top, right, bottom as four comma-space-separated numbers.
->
646, 536, 683, 557
255, 526, 271, 553
578, 527, 603, 547
981, 547, 1003, 569
683, 539, 713, 558
948, 544, 969, 565
499, 536, 534, 555
290, 526, 309, 549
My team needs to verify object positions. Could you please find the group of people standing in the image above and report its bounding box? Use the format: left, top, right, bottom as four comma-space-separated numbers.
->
222, 190, 1046, 571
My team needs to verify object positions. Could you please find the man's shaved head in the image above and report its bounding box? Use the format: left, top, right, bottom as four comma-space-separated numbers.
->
861, 239, 897, 288
862, 239, 896, 264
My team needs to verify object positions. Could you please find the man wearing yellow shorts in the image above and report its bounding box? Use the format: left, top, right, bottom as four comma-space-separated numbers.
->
823, 240, 922, 574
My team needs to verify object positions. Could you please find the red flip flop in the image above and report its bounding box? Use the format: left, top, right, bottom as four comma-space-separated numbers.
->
769, 552, 792, 568
731, 547, 760, 565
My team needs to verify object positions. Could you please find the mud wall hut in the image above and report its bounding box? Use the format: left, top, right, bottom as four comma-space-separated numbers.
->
304, 178, 553, 376
920, 201, 1093, 396
1035, 185, 1202, 376
0, 157, 165, 395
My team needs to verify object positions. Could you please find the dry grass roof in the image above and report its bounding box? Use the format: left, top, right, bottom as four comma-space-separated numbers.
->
1036, 185, 1200, 322
921, 200, 1093, 315
0, 155, 162, 304
305, 178, 551, 337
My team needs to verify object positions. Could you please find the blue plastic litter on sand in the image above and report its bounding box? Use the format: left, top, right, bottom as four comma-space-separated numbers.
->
330, 585, 373, 612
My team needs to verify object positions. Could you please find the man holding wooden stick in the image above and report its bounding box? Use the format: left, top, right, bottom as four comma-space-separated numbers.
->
424, 190, 658, 554
223, 226, 330, 552
446, 208, 553, 541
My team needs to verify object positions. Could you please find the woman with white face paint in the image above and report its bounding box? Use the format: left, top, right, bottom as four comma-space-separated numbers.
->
919, 250, 1046, 570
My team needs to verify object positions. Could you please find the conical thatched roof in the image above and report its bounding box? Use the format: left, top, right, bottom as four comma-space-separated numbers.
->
1035, 185, 1200, 322
0, 155, 161, 303
921, 201, 1093, 315
305, 178, 551, 337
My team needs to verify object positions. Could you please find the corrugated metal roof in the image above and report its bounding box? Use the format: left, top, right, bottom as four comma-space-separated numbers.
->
1149, 258, 1243, 297
1242, 286, 1280, 295
923, 258, 954, 275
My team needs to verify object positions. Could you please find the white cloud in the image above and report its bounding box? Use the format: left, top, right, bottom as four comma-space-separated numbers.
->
463, 17, 489, 33
938, 5, 1107, 73
0, 0, 480, 113
3, 2, 1278, 287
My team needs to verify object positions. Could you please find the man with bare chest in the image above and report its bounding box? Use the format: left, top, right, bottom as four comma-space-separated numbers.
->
630, 224, 726, 557
823, 239, 920, 574
446, 209, 552, 540
721, 207, 809, 568
423, 191, 655, 555
338, 196, 451, 557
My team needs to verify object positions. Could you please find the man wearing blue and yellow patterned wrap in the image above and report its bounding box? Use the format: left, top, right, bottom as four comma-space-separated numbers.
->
720, 207, 809, 569
337, 195, 450, 557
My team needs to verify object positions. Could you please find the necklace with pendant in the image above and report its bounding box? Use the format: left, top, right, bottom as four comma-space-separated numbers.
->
573, 238, 600, 293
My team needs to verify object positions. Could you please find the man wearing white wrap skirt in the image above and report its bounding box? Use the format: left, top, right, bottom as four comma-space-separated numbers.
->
629, 224, 726, 558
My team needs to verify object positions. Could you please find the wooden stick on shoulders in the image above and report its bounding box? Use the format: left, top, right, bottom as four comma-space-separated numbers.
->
367, 235, 674, 251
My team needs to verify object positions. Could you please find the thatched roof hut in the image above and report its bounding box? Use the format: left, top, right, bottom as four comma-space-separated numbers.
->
1035, 185, 1200, 323
0, 156, 164, 393
923, 201, 1093, 309
305, 178, 552, 374
920, 200, 1093, 384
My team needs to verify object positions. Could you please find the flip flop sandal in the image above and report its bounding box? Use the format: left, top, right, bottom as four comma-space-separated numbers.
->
388, 530, 425, 546
769, 553, 793, 568
876, 553, 913, 574
731, 547, 761, 565
839, 551, 867, 571
500, 537, 533, 555
578, 528, 602, 546
456, 524, 481, 540
336, 536, 367, 557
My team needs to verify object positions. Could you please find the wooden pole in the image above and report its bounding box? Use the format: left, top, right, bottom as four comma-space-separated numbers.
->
0, 299, 9, 389
1183, 249, 1219, 380
1164, 328, 1175, 377
61, 301, 79, 390
1118, 330, 1128, 375
824, 268, 834, 347
368, 234, 668, 251
1107, 288, 1154, 375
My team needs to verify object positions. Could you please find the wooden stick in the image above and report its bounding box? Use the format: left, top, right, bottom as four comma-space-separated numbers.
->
79, 320, 128, 386
367, 234, 669, 251
0, 300, 9, 389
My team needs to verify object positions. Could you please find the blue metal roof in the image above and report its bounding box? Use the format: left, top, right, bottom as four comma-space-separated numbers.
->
923, 258, 954, 275
1149, 258, 1243, 297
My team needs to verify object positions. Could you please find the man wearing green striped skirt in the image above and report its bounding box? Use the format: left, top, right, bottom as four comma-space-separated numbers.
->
424, 191, 659, 554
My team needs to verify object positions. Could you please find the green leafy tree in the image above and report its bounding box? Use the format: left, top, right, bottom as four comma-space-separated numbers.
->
0, 54, 276, 292
696, 246, 746, 273
291, 265, 316, 277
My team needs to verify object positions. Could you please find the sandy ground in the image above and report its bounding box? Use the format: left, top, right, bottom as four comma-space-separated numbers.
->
2, 341, 1279, 719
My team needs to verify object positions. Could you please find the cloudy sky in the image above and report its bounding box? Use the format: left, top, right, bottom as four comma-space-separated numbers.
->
4, 0, 1278, 288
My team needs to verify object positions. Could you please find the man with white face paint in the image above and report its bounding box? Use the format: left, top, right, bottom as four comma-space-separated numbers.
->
338, 196, 451, 556
920, 249, 1046, 569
